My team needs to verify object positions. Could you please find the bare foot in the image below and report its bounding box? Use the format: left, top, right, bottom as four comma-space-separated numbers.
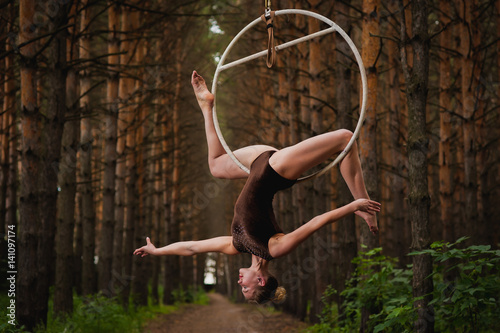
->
355, 211, 379, 235
191, 71, 214, 112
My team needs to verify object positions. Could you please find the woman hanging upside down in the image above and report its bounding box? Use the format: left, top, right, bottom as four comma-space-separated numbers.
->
134, 71, 380, 304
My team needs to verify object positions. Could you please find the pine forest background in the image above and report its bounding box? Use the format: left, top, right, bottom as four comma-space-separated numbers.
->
0, 0, 499, 331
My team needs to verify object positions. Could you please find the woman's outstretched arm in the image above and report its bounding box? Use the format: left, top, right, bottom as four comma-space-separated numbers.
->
133, 236, 239, 257
269, 199, 381, 259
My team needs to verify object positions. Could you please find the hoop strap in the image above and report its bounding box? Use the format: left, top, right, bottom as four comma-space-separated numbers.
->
261, 11, 276, 68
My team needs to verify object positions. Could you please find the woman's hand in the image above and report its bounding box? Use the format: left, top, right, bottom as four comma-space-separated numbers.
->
133, 237, 157, 257
354, 199, 381, 215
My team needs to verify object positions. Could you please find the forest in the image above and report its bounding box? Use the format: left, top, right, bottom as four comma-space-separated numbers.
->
1, 0, 499, 332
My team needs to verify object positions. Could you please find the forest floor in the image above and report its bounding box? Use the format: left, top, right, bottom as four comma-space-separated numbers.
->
142, 293, 309, 333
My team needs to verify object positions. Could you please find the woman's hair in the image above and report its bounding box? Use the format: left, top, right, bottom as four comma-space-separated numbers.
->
253, 275, 287, 304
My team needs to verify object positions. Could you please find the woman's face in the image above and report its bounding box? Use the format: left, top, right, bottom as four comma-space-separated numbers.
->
238, 268, 265, 300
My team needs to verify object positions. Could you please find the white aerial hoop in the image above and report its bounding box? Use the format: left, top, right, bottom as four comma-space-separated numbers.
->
211, 9, 368, 182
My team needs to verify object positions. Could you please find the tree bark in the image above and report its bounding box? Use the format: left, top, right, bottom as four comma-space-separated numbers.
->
121, 7, 139, 303
360, 2, 380, 330
460, 0, 479, 243
165, 35, 184, 303
80, 1, 96, 296
381, 0, 404, 261
308, 0, 329, 322
492, 0, 500, 245
334, 0, 358, 319
34, 1, 70, 328
438, 0, 454, 243
1, 3, 15, 230
54, 2, 79, 315
399, 0, 434, 331
17, 0, 42, 329
294, 8, 317, 321
151, 110, 163, 304
359, 0, 380, 249
99, 0, 120, 295
131, 28, 149, 306
114, 3, 133, 301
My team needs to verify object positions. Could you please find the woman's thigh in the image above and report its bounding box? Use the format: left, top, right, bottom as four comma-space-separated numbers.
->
233, 144, 277, 168
214, 145, 277, 179
269, 130, 352, 180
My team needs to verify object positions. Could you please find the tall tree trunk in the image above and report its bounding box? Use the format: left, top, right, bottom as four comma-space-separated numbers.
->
35, 1, 70, 326
335, 0, 358, 319
0, 21, 5, 231
438, 1, 454, 243
359, 0, 380, 249
121, 93, 138, 305
284, 21, 305, 317
493, 0, 500, 245
99, 0, 120, 295
472, 6, 486, 244
381, 1, 396, 258
308, 0, 329, 322
162, 115, 174, 304
151, 110, 163, 304
18, 0, 42, 329
121, 27, 139, 308
54, 77, 79, 315
400, 1, 434, 331
460, 0, 479, 243
360, 2, 380, 329
54, 2, 79, 315
386, 0, 410, 267
80, 1, 96, 296
276, 42, 294, 312
165, 36, 184, 303
1, 3, 15, 230
294, 8, 316, 321
6, 42, 17, 232
114, 3, 132, 300
132, 30, 149, 306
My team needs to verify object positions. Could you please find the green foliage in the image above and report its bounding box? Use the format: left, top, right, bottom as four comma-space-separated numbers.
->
305, 286, 339, 333
0, 293, 147, 333
0, 286, 209, 333
307, 239, 500, 333
43, 294, 148, 333
410, 237, 500, 333
340, 247, 414, 333
171, 285, 210, 305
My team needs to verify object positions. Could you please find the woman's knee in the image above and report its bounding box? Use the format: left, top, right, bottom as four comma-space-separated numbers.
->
208, 158, 227, 178
335, 129, 353, 146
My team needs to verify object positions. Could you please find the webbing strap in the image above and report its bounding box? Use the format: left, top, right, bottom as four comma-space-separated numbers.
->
261, 11, 276, 68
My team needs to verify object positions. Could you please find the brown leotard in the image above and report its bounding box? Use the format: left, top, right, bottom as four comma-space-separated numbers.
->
231, 150, 296, 260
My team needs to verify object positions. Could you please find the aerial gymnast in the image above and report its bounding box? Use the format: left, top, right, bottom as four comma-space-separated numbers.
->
134, 71, 380, 304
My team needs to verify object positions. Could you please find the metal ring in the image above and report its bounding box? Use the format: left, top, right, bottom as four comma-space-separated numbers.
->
211, 9, 367, 182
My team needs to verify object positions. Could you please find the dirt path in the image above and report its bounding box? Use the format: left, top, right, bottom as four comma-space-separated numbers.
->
142, 293, 308, 333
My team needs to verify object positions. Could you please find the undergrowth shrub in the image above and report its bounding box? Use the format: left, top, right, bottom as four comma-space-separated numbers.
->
171, 285, 210, 305
411, 237, 500, 333
45, 294, 148, 333
0, 286, 208, 333
307, 237, 500, 333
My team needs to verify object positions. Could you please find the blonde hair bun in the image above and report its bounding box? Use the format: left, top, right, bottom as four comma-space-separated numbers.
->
271, 286, 287, 304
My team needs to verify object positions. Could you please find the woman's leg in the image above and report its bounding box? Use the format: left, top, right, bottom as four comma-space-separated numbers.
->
192, 71, 276, 179
269, 129, 354, 180
270, 130, 378, 234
